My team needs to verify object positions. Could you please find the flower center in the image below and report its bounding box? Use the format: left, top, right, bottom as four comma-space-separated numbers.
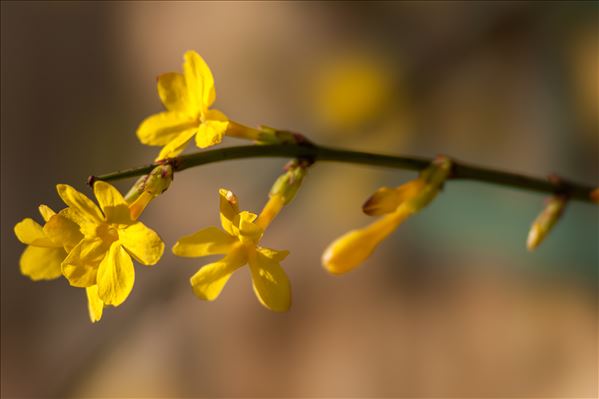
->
96, 223, 119, 243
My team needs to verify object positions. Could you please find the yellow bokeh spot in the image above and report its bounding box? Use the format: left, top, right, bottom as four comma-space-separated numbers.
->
313, 54, 394, 131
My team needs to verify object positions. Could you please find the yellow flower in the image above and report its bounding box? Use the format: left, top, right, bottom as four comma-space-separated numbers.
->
14, 204, 105, 322
137, 50, 229, 160
57, 181, 164, 307
173, 189, 291, 312
14, 204, 81, 280
322, 157, 452, 274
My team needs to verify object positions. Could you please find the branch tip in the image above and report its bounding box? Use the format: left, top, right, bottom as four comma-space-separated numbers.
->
87, 175, 97, 187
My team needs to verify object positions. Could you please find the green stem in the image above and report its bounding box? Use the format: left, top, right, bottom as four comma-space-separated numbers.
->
90, 143, 596, 203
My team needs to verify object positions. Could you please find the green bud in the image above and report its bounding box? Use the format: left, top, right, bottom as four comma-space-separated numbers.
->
143, 164, 174, 196
269, 160, 308, 205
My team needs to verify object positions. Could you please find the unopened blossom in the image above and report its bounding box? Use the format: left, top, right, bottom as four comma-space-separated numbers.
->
527, 195, 567, 251
322, 157, 452, 274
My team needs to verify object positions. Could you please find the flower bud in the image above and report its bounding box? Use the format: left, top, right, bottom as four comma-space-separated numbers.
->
323, 206, 413, 274
362, 156, 451, 216
527, 196, 567, 251
128, 164, 174, 220
406, 155, 452, 211
323, 156, 452, 275
269, 160, 309, 205
255, 160, 309, 230
363, 181, 426, 216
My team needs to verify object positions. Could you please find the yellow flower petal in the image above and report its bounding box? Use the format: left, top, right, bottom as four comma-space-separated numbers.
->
59, 207, 96, 237
93, 181, 132, 225
322, 206, 413, 275
157, 72, 190, 113
119, 222, 164, 265
20, 245, 65, 281
172, 227, 235, 258
194, 120, 228, 149
204, 109, 228, 122
257, 247, 289, 262
249, 250, 291, 312
14, 218, 55, 247
137, 111, 197, 146
155, 128, 197, 161
62, 237, 109, 287
86, 285, 104, 323
233, 211, 262, 244
38, 205, 56, 222
183, 50, 215, 111
129, 191, 154, 221
97, 242, 135, 306
219, 189, 239, 235
189, 249, 246, 301
56, 184, 103, 224
43, 213, 83, 251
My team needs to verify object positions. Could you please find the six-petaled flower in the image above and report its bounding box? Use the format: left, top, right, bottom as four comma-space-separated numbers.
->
14, 204, 105, 321
137, 50, 229, 160
57, 182, 164, 308
173, 189, 292, 312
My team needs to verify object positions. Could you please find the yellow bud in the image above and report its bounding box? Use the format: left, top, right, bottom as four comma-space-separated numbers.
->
363, 187, 400, 216
527, 196, 567, 251
324, 156, 452, 275
322, 206, 413, 274
363, 180, 426, 216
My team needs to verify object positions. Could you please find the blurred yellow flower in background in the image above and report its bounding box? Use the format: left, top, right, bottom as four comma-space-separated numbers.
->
137, 50, 229, 160
312, 53, 394, 132
57, 182, 164, 308
173, 189, 292, 312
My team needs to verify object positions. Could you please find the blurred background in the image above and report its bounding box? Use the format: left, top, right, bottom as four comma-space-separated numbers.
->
1, 1, 597, 397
